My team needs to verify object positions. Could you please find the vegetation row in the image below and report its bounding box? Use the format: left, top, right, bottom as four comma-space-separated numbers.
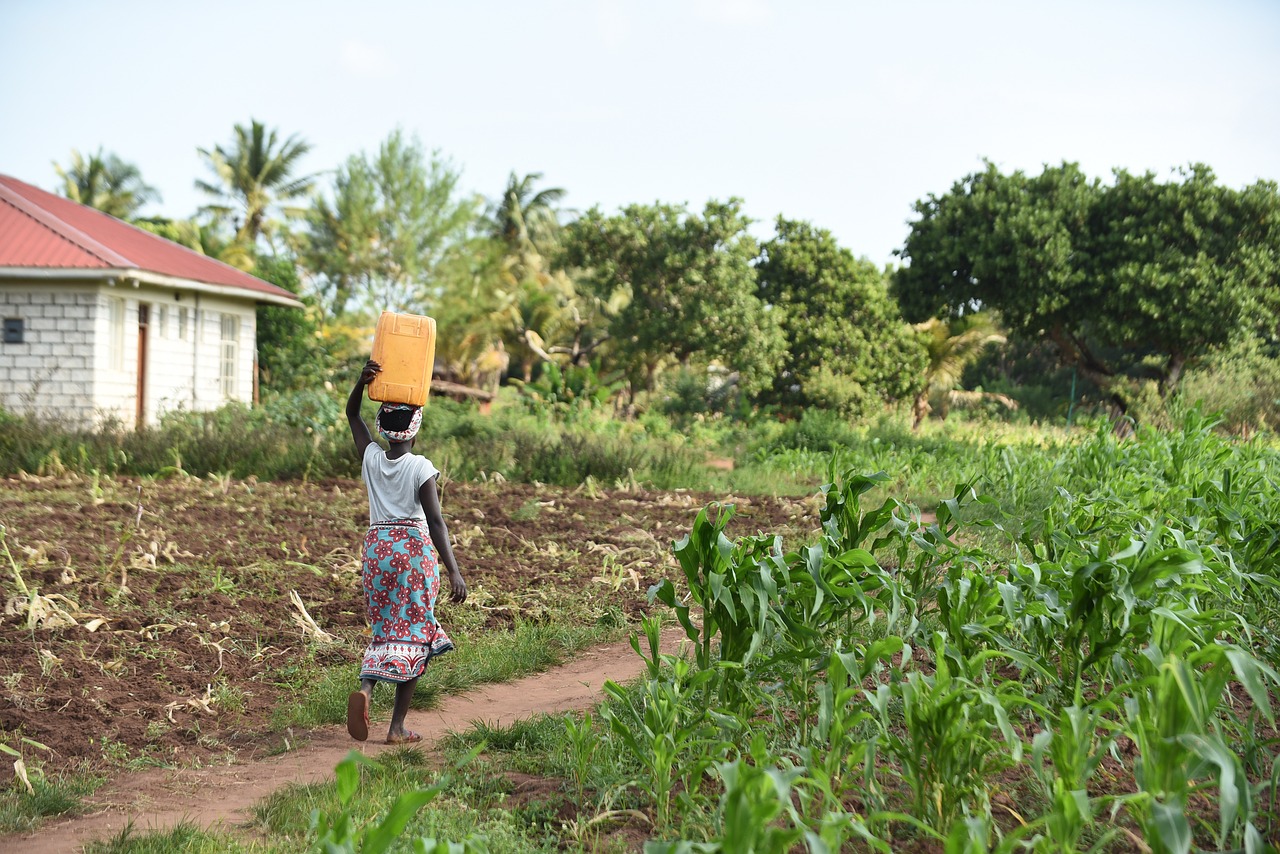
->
57, 411, 1280, 853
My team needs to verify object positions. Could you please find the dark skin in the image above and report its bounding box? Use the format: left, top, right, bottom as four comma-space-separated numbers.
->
347, 358, 467, 741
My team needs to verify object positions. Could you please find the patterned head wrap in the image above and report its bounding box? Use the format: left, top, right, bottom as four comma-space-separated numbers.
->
375, 403, 423, 443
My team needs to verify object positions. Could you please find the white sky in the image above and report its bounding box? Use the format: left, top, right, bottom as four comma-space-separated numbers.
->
2, 0, 1278, 265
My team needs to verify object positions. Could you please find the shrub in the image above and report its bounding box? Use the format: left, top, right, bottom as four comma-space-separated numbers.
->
763, 408, 861, 453
1177, 336, 1280, 435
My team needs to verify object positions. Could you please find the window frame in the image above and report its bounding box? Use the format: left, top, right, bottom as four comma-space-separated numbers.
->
219, 313, 239, 398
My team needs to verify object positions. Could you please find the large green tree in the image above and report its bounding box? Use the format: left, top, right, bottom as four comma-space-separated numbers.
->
756, 217, 925, 416
894, 162, 1280, 408
561, 199, 784, 396
54, 148, 160, 220
252, 253, 333, 392
1091, 165, 1280, 392
196, 120, 316, 246
304, 131, 480, 317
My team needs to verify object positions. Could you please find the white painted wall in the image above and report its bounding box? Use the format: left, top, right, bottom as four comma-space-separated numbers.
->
1, 281, 261, 427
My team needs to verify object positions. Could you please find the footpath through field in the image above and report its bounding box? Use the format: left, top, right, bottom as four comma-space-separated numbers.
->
7, 631, 678, 854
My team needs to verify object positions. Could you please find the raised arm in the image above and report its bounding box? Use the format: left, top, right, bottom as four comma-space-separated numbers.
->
420, 476, 467, 603
347, 359, 381, 458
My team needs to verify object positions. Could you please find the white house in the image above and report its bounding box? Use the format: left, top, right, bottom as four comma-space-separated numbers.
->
0, 174, 302, 428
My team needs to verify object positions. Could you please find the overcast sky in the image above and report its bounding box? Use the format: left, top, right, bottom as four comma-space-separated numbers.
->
2, 0, 1277, 264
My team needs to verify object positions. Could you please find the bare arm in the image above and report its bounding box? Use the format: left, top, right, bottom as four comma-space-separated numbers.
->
420, 475, 466, 603
347, 359, 380, 458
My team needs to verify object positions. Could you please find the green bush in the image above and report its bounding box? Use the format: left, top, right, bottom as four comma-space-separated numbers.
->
763, 408, 862, 453
0, 394, 705, 487
1177, 336, 1280, 434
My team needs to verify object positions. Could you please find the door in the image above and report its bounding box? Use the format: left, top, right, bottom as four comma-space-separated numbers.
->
136, 304, 149, 429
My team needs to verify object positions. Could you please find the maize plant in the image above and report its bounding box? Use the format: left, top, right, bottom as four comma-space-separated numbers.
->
1029, 704, 1118, 853
868, 633, 1023, 830
650, 503, 784, 708
1122, 622, 1279, 853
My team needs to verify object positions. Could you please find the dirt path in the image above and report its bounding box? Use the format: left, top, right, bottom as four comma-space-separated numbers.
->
7, 634, 669, 854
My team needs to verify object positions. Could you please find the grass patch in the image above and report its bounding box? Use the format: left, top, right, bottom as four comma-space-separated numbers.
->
0, 770, 103, 834
439, 714, 565, 755
271, 620, 626, 731
83, 821, 260, 853
251, 748, 565, 852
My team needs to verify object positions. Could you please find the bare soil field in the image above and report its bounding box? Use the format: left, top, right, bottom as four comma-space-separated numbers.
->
7, 629, 687, 854
0, 473, 814, 774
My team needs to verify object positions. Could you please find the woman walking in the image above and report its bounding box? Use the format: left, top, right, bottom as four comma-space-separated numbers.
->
345, 358, 467, 744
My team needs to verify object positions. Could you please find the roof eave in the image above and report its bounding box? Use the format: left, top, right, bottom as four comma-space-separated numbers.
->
0, 267, 304, 309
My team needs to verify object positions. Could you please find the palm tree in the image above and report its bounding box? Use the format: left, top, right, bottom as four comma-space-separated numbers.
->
196, 120, 316, 245
912, 315, 1007, 430
133, 217, 255, 272
54, 149, 160, 220
489, 172, 566, 253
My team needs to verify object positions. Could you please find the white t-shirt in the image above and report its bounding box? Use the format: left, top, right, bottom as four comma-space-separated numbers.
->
361, 443, 440, 524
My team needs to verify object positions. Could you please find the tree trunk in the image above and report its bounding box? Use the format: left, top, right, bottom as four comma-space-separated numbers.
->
911, 391, 931, 431
1160, 353, 1187, 398
1047, 324, 1132, 430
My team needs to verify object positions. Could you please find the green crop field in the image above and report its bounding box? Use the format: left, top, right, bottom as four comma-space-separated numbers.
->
3, 411, 1277, 853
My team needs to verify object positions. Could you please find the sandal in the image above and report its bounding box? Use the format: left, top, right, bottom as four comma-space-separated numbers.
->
385, 730, 422, 745
346, 692, 370, 742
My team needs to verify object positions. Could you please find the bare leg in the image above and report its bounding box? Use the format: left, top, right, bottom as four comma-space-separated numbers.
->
387, 676, 419, 741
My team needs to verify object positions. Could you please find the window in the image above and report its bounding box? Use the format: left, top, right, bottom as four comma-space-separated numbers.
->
157, 305, 169, 339
177, 306, 189, 341
219, 313, 239, 398
2, 318, 22, 344
107, 297, 125, 370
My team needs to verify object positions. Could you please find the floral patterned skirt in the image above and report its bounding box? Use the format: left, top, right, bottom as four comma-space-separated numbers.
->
359, 519, 454, 683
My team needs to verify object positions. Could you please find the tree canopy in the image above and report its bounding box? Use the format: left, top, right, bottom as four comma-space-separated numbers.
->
894, 162, 1280, 404
561, 199, 785, 396
303, 131, 479, 317
43, 120, 1278, 428
196, 119, 316, 246
757, 217, 925, 416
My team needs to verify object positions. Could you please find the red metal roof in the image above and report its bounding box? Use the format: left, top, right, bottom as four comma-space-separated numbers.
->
0, 174, 300, 304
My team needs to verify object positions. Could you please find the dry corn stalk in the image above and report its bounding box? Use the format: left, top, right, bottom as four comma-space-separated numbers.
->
12, 758, 33, 795
163, 684, 217, 723
138, 622, 179, 640
289, 590, 338, 644
1, 738, 51, 795
4, 591, 103, 631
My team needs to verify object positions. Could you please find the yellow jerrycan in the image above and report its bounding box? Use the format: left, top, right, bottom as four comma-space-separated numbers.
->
369, 311, 437, 406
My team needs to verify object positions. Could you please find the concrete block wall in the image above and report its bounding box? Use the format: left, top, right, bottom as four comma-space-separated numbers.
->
0, 284, 97, 422
2, 282, 262, 428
